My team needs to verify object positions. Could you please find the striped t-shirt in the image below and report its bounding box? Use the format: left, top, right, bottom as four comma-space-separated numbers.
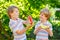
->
9, 18, 26, 40
35, 21, 52, 40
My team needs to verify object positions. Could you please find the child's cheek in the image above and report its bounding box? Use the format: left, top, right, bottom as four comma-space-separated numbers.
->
40, 16, 42, 19
41, 16, 43, 20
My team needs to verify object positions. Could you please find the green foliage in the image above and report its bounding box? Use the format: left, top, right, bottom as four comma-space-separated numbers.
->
0, 0, 60, 40
55, 11, 60, 20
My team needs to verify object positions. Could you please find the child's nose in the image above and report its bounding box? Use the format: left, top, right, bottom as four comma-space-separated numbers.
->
40, 15, 41, 17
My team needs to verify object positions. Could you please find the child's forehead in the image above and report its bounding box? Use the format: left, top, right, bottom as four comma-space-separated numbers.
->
40, 12, 45, 15
13, 8, 18, 10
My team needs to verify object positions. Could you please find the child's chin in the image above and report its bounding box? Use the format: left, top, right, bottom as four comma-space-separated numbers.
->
40, 19, 43, 21
15, 17, 18, 19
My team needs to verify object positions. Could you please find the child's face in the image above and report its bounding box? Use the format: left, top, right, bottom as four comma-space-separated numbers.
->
11, 8, 19, 19
40, 13, 47, 21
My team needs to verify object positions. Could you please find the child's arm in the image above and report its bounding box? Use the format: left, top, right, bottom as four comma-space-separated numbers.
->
16, 25, 32, 35
44, 24, 53, 37
34, 22, 40, 35
16, 19, 33, 35
34, 27, 42, 35
23, 20, 34, 29
45, 28, 53, 37
22, 20, 28, 24
16, 29, 26, 35
40, 23, 53, 37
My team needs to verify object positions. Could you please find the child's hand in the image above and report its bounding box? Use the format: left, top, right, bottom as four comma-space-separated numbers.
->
34, 26, 42, 35
26, 22, 35, 30
37, 26, 42, 30
40, 24, 49, 29
45, 28, 53, 37
35, 26, 42, 32
26, 24, 31, 30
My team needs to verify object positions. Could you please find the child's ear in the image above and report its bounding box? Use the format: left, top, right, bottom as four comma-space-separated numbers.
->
10, 13, 13, 17
10, 13, 12, 16
45, 17, 48, 20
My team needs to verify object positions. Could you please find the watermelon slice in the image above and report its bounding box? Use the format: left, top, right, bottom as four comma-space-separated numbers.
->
28, 15, 33, 24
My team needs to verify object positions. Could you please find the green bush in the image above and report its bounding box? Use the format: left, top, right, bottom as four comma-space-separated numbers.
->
0, 0, 60, 40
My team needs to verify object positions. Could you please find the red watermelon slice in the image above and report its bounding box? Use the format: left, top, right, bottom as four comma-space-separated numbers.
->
28, 15, 33, 24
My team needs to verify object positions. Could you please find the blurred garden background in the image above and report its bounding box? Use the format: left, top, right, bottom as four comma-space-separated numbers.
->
0, 0, 60, 40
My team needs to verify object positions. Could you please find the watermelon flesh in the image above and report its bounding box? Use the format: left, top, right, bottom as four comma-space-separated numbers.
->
28, 16, 33, 24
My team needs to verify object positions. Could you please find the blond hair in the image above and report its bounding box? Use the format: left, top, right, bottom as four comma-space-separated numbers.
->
7, 6, 19, 18
40, 8, 51, 20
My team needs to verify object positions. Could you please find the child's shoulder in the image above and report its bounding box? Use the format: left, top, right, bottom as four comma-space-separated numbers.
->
18, 18, 24, 22
9, 19, 16, 25
47, 21, 52, 26
18, 18, 23, 21
10, 19, 16, 22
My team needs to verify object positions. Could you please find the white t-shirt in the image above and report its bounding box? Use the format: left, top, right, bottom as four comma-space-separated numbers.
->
35, 21, 52, 40
9, 18, 26, 40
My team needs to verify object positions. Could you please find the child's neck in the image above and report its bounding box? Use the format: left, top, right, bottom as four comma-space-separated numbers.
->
11, 17, 18, 20
41, 20, 47, 24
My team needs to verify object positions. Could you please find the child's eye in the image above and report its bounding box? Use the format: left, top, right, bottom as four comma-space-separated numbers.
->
16, 11, 18, 12
41, 15, 43, 16
15, 11, 18, 13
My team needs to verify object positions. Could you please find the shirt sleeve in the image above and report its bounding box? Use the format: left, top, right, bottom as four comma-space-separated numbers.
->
20, 19, 28, 25
49, 24, 52, 30
47, 22, 53, 31
9, 21, 16, 32
20, 19, 25, 23
35, 21, 40, 30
